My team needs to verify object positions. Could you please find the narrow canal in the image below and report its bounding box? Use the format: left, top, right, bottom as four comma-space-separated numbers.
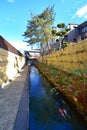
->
29, 66, 87, 130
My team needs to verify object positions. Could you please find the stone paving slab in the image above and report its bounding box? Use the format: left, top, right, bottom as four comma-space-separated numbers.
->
0, 65, 29, 130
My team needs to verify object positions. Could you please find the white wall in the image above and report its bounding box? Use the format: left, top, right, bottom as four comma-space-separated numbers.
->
0, 48, 25, 87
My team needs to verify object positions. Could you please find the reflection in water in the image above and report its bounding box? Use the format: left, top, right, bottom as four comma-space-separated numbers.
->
29, 66, 86, 130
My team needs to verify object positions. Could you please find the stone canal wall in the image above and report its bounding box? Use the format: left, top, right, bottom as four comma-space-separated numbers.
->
41, 40, 87, 71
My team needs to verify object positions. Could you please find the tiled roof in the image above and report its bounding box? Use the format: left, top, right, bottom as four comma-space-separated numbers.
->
0, 35, 23, 56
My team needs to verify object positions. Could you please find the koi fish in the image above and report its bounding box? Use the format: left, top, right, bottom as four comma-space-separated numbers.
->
58, 108, 65, 118
63, 108, 71, 119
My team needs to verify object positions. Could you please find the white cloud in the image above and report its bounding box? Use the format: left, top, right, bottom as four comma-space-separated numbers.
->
76, 4, 87, 17
71, 4, 87, 19
7, 0, 15, 3
71, 15, 76, 19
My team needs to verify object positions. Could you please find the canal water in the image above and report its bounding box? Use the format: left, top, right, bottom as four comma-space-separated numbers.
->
29, 66, 87, 130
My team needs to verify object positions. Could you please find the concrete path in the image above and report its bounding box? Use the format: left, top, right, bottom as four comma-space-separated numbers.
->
0, 65, 29, 130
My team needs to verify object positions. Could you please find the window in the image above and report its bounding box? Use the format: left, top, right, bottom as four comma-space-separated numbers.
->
86, 26, 87, 31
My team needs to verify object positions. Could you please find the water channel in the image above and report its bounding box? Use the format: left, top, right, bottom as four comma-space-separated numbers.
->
29, 66, 87, 130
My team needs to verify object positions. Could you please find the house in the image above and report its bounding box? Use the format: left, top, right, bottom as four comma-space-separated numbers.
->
64, 23, 79, 42
65, 21, 87, 42
78, 21, 87, 40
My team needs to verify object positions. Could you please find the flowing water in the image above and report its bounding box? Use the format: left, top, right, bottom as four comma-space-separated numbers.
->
29, 66, 87, 130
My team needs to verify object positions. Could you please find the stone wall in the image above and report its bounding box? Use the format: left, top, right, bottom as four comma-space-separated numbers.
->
41, 40, 87, 71
0, 48, 25, 87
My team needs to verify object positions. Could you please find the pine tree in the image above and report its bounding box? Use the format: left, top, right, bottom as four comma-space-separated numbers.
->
23, 6, 55, 49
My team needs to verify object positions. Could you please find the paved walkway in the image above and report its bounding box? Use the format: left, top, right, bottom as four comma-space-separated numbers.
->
0, 65, 29, 130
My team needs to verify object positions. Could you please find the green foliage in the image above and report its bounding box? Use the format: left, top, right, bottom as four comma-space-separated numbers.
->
50, 88, 56, 94
51, 29, 57, 36
50, 69, 56, 75
83, 78, 87, 83
56, 31, 60, 36
56, 39, 59, 42
65, 28, 71, 32
71, 69, 87, 77
51, 22, 71, 48
62, 42, 68, 49
57, 23, 65, 28
50, 87, 59, 95
23, 6, 55, 46
74, 91, 79, 96
61, 77, 68, 86
56, 30, 67, 37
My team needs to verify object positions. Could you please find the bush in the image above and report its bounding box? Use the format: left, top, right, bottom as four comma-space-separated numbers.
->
62, 42, 68, 49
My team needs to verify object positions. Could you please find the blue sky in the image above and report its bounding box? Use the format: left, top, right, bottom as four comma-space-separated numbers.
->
0, 0, 87, 51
